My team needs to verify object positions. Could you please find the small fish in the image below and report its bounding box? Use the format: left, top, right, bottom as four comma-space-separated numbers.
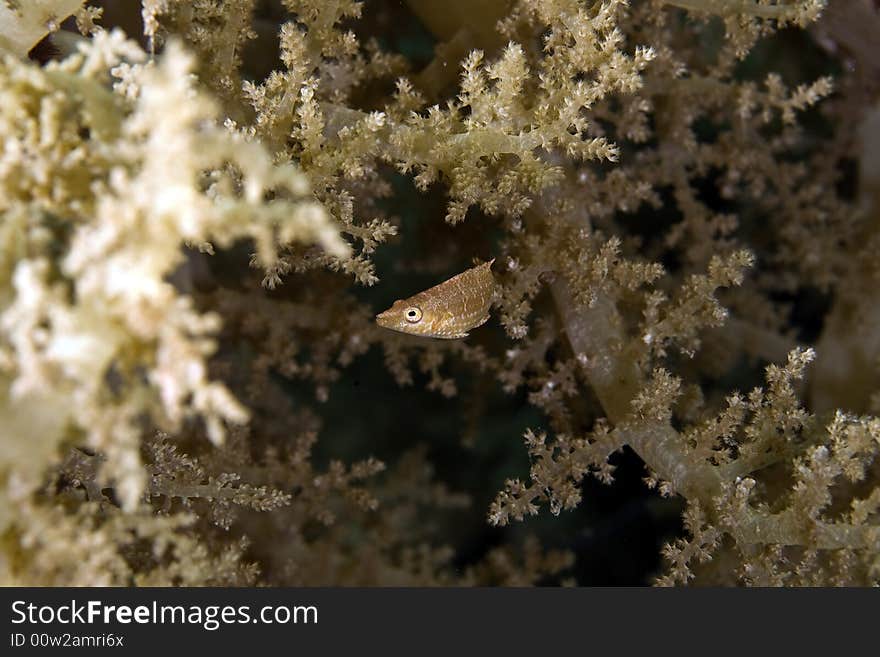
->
376, 260, 496, 339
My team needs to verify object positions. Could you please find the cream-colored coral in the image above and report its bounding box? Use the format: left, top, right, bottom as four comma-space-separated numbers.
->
0, 29, 347, 537
0, 0, 85, 57
2, 0, 878, 588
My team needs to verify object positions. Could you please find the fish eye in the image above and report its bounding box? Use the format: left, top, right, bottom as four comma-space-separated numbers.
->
404, 306, 422, 323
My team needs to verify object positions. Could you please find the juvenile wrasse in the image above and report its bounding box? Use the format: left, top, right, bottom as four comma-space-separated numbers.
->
375, 260, 496, 339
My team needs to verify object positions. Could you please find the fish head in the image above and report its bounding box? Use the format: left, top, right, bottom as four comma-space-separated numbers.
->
375, 298, 434, 336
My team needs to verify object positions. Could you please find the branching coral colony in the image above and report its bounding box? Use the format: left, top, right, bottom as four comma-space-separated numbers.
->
0, 0, 878, 585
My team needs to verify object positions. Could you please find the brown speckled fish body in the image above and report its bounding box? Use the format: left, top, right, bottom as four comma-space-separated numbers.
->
375, 260, 496, 339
